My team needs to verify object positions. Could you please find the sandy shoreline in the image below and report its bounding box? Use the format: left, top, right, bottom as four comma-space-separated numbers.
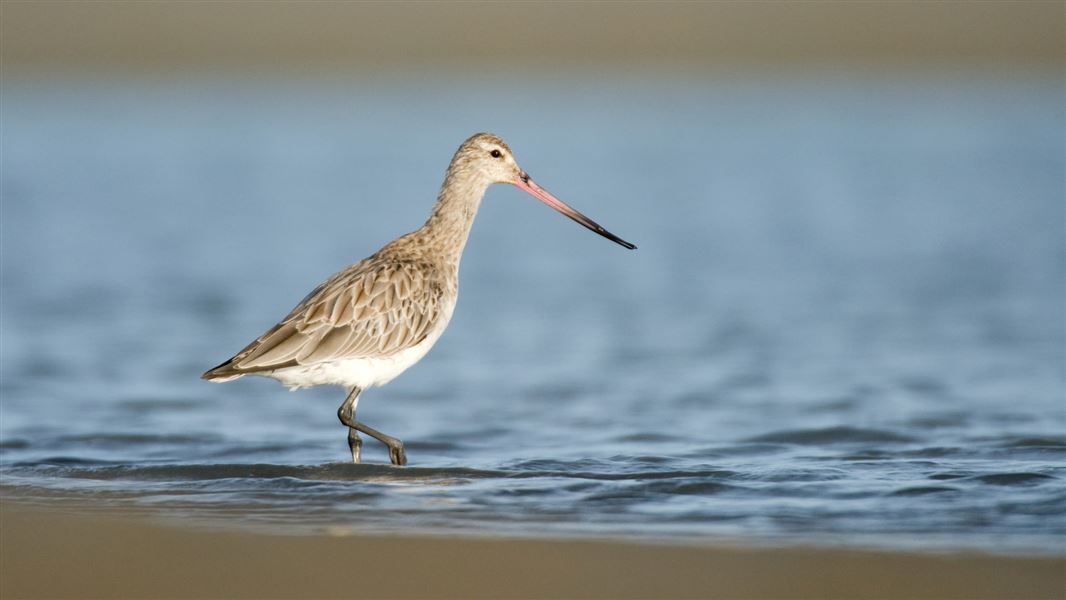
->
1, 503, 1062, 599
3, 2, 1062, 73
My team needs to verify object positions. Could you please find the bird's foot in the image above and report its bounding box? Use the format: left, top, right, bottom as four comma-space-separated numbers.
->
387, 441, 407, 467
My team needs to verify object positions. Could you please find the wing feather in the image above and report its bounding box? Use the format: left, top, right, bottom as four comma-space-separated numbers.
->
206, 259, 445, 378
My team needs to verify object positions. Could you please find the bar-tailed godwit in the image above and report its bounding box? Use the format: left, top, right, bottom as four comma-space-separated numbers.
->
203, 133, 635, 465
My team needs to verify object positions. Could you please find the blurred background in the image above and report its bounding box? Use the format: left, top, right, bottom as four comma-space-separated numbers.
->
2, 2, 1063, 552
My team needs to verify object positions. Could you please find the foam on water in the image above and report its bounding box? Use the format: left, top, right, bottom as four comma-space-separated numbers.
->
1, 73, 1063, 554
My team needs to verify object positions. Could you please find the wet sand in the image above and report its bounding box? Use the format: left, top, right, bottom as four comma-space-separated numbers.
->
1, 503, 1061, 599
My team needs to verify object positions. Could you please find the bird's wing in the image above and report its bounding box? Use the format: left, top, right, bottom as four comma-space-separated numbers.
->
209, 260, 446, 376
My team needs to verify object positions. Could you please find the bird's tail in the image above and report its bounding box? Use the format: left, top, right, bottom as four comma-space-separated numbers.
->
201, 360, 244, 382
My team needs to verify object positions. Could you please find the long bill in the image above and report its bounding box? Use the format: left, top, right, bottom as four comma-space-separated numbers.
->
513, 173, 637, 250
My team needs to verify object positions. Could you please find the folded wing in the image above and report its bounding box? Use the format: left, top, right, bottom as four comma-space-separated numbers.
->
203, 260, 444, 379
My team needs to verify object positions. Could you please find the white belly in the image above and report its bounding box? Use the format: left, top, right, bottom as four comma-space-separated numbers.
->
263, 309, 453, 391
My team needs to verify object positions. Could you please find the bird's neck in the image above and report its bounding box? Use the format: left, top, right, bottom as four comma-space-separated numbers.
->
417, 170, 491, 265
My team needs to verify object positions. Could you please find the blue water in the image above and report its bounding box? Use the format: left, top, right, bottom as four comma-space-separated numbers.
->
2, 73, 1063, 554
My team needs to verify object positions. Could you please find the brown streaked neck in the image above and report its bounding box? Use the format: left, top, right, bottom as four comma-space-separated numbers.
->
417, 167, 492, 266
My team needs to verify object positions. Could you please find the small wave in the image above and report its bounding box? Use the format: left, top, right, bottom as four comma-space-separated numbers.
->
745, 426, 916, 445
583, 479, 737, 504
505, 458, 615, 472
56, 433, 221, 446
998, 437, 1066, 449
611, 433, 681, 443
837, 449, 894, 461
900, 447, 964, 458
605, 454, 673, 465
906, 413, 969, 429
970, 473, 1056, 486
891, 486, 960, 496
743, 468, 849, 483
507, 468, 738, 482
928, 472, 971, 480
643, 480, 737, 495
688, 443, 790, 457
12, 456, 116, 467
503, 458, 737, 481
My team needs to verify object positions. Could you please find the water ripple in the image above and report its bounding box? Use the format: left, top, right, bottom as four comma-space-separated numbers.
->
746, 427, 917, 445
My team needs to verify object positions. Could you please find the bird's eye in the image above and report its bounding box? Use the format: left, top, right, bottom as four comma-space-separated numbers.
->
490, 149, 502, 158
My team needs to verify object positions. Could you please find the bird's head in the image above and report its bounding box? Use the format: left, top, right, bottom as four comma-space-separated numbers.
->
448, 132, 636, 250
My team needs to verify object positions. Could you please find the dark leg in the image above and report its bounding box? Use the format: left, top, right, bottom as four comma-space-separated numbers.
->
336, 388, 407, 466
354, 421, 407, 467
337, 387, 363, 464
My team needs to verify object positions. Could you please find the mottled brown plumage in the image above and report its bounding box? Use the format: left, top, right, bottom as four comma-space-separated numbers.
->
204, 258, 451, 379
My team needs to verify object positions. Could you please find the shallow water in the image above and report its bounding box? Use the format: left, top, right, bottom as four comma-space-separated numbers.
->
2, 73, 1064, 554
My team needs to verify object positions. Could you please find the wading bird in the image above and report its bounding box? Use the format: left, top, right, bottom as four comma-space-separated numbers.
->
203, 133, 635, 465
